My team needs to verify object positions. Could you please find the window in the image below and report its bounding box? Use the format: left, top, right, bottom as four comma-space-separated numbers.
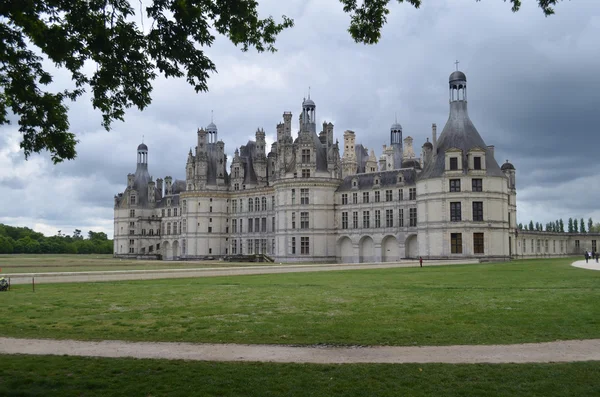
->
342, 212, 348, 229
386, 209, 394, 227
352, 193, 358, 204
183, 219, 187, 233
474, 156, 482, 170
409, 208, 417, 227
472, 179, 483, 192
399, 189, 403, 201
363, 211, 370, 228
129, 221, 135, 227
473, 233, 484, 254
450, 157, 458, 170
301, 237, 310, 255
300, 189, 309, 205
248, 198, 253, 212
183, 200, 187, 213
473, 202, 483, 222
179, 221, 182, 234
129, 248, 134, 253
161, 209, 165, 217
374, 191, 381, 203
174, 208, 178, 216
239, 219, 243, 233
291, 212, 296, 229
248, 218, 253, 233
129, 239, 134, 245
575, 240, 580, 249
292, 189, 296, 205
353, 211, 358, 228
130, 195, 136, 205
272, 217, 275, 232
593, 240, 597, 252
450, 202, 462, 222
130, 209, 136, 217
167, 223, 171, 235
232, 240, 237, 254
409, 188, 417, 200
450, 179, 461, 192
261, 197, 267, 211
302, 169, 310, 178
234, 183, 239, 191
232, 219, 237, 233
232, 200, 237, 213
208, 226, 212, 233
375, 210, 381, 228
537, 240, 541, 253
363, 192, 369, 203
451, 233, 463, 253
291, 237, 296, 255
272, 196, 275, 209
301, 149, 310, 163
342, 194, 348, 205
398, 209, 404, 227
261, 239, 266, 254
385, 190, 393, 202
168, 209, 171, 217
300, 212, 309, 229
262, 218, 267, 232
253, 199, 258, 212
209, 206, 212, 212
248, 239, 254, 254
523, 239, 526, 253
234, 167, 240, 178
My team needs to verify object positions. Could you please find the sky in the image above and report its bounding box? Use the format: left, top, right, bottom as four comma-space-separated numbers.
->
1, 0, 599, 238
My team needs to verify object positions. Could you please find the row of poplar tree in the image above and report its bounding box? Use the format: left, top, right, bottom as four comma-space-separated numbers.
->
517, 218, 600, 233
0, 224, 113, 254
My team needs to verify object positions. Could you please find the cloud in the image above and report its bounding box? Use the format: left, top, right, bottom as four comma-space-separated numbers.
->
1, 0, 599, 238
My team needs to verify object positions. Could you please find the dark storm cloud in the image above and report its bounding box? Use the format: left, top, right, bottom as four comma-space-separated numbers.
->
1, 0, 599, 237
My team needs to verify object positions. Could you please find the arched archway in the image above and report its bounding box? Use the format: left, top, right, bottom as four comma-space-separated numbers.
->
405, 234, 418, 259
359, 236, 375, 263
172, 240, 179, 260
162, 241, 172, 260
337, 236, 354, 263
381, 235, 400, 262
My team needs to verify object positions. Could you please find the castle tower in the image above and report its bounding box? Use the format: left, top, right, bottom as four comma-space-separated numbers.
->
341, 130, 357, 178
301, 94, 316, 134
137, 143, 148, 169
164, 176, 173, 195
186, 149, 195, 190
390, 118, 403, 169
403, 136, 415, 159
254, 128, 267, 185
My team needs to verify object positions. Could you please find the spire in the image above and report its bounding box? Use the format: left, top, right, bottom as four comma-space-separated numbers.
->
455, 60, 459, 71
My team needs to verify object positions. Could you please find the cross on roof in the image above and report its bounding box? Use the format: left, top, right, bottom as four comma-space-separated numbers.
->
455, 60, 460, 70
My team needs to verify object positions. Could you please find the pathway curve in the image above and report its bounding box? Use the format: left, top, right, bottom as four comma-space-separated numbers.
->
572, 259, 600, 271
1, 337, 600, 364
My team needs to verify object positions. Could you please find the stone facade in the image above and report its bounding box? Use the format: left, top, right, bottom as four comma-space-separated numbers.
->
115, 69, 588, 263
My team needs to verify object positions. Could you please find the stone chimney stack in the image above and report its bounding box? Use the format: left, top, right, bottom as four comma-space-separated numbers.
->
432, 123, 437, 154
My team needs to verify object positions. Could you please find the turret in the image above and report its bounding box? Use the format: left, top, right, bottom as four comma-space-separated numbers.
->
197, 128, 207, 153
165, 176, 173, 195
502, 160, 516, 190
254, 128, 267, 185
148, 179, 155, 204
283, 112, 292, 137
342, 130, 358, 178
421, 138, 433, 168
156, 178, 163, 199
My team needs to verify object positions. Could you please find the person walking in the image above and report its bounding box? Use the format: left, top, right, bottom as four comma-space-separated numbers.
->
585, 251, 589, 263
596, 252, 599, 263
419, 256, 423, 268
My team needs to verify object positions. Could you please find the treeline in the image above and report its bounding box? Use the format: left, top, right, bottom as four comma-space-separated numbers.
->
518, 218, 600, 233
0, 224, 112, 254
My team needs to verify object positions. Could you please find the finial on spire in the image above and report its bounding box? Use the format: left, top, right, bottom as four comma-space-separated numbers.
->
211, 110, 214, 123
455, 60, 460, 71
142, 134, 144, 143
308, 86, 311, 99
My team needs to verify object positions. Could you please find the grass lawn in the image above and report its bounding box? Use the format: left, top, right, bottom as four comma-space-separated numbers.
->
1, 355, 599, 396
0, 254, 282, 274
1, 257, 599, 346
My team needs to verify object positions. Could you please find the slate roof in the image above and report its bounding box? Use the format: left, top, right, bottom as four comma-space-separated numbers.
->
337, 169, 416, 192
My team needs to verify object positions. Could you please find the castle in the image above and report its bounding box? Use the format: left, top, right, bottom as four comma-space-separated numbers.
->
114, 69, 597, 262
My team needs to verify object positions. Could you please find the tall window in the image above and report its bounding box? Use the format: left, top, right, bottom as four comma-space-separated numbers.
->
363, 192, 369, 203
472, 179, 483, 192
300, 212, 309, 229
232, 219, 237, 233
234, 183, 239, 191
130, 195, 136, 205
161, 209, 165, 217
301, 149, 310, 163
352, 193, 358, 204
474, 156, 482, 170
450, 179, 461, 192
473, 202, 483, 221
375, 210, 381, 228
271, 196, 275, 209
261, 197, 267, 211
291, 189, 296, 205
167, 223, 171, 235
302, 169, 310, 178
342, 194, 348, 205
399, 189, 403, 201
248, 218, 253, 233
342, 212, 348, 229
450, 202, 462, 222
409, 208, 417, 227
301, 237, 310, 255
291, 237, 296, 254
254, 198, 260, 212
352, 212, 358, 229
473, 233, 484, 254
232, 200, 237, 213
248, 198, 253, 212
300, 189, 309, 205
272, 217, 275, 232
130, 209, 136, 217
374, 191, 381, 203
168, 209, 171, 217
398, 209, 404, 227
385, 190, 393, 202
363, 211, 370, 228
248, 239, 253, 254
183, 219, 187, 233
234, 167, 240, 178
450, 157, 458, 170
409, 188, 417, 200
386, 209, 394, 227
232, 240, 237, 254
183, 200, 187, 213
451, 233, 463, 253
179, 222, 182, 234
291, 212, 296, 229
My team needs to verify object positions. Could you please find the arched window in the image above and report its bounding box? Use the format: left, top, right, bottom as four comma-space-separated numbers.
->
248, 198, 253, 212
254, 198, 260, 212
261, 197, 267, 211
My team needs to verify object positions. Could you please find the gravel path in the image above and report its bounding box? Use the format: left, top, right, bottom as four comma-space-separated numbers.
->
2, 337, 600, 364
572, 259, 600, 271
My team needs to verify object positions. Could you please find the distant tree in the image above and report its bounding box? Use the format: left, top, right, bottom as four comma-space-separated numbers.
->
0, 236, 14, 254
559, 219, 565, 233
592, 223, 600, 233
568, 218, 574, 233
518, 223, 523, 230
73, 229, 82, 240
574, 219, 578, 233
529, 220, 534, 231
580, 218, 586, 233
88, 231, 108, 241
589, 218, 593, 233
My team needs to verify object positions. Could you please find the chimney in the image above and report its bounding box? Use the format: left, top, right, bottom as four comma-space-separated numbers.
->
487, 145, 495, 159
432, 123, 437, 154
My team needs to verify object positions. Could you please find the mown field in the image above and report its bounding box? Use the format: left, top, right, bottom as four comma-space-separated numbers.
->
1, 257, 598, 347
0, 254, 282, 274
1, 355, 599, 397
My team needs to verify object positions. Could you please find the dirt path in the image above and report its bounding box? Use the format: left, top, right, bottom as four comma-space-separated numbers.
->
2, 337, 600, 364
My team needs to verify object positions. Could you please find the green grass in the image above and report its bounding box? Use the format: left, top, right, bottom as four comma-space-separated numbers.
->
1, 355, 599, 396
1, 257, 599, 346
0, 254, 283, 274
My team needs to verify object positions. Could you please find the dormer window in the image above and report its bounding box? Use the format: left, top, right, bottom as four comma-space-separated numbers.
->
374, 177, 380, 185
474, 156, 482, 170
302, 169, 310, 178
130, 195, 136, 205
450, 158, 458, 170
301, 149, 310, 163
398, 175, 403, 183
